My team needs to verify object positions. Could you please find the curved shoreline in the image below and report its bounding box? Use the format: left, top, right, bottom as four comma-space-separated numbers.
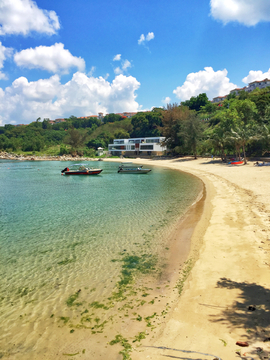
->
2, 155, 270, 359
105, 157, 270, 360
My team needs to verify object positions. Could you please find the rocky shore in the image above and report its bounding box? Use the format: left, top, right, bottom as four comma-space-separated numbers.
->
0, 151, 102, 161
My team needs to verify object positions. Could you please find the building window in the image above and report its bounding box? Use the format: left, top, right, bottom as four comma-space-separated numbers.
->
140, 145, 154, 150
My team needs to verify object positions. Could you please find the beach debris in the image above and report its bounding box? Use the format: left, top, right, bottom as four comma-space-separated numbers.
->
236, 341, 249, 347
263, 337, 270, 342
256, 347, 263, 353
247, 305, 256, 311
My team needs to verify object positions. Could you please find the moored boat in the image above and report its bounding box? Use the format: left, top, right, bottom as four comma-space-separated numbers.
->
117, 163, 151, 174
61, 164, 103, 175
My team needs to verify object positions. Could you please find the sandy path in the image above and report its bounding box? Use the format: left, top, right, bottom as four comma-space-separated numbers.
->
107, 158, 270, 360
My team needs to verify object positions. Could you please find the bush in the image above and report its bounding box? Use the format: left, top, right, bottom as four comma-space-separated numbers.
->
59, 144, 69, 155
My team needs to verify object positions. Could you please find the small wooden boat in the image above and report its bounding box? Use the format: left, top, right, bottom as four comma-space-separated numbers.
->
117, 163, 151, 174
61, 164, 103, 175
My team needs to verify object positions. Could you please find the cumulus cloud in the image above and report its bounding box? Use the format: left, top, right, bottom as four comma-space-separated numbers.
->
113, 58, 132, 75
210, 0, 270, 26
0, 42, 13, 80
242, 68, 270, 84
0, 0, 60, 36
0, 72, 141, 125
138, 32, 155, 45
14, 43, 85, 74
162, 97, 171, 105
173, 67, 237, 101
113, 54, 121, 61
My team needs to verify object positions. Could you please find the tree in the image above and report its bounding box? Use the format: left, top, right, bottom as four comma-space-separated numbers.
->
131, 111, 162, 138
227, 124, 257, 164
205, 125, 228, 161
162, 104, 191, 154
184, 112, 204, 158
103, 114, 122, 124
181, 93, 210, 112
64, 128, 87, 153
114, 129, 130, 139
249, 88, 270, 123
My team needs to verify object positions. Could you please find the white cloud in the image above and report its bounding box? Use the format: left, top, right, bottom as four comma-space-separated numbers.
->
173, 67, 237, 101
122, 60, 131, 71
113, 58, 132, 75
0, 72, 141, 125
14, 43, 85, 74
113, 54, 121, 61
138, 32, 155, 45
242, 68, 270, 84
162, 97, 171, 104
88, 66, 96, 76
0, 0, 60, 36
146, 32, 154, 41
0, 42, 13, 80
138, 34, 145, 45
210, 0, 270, 26
114, 67, 122, 75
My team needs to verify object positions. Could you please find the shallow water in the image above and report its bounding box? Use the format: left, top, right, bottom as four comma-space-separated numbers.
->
0, 160, 202, 358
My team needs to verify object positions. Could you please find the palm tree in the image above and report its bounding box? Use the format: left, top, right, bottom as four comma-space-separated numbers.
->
227, 124, 257, 164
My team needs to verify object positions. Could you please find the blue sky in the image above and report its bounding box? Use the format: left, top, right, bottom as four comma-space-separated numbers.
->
0, 0, 270, 125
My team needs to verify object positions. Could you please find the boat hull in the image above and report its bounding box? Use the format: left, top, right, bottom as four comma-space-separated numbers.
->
118, 169, 151, 174
64, 169, 103, 175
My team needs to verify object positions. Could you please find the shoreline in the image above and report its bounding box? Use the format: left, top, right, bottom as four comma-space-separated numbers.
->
105, 157, 270, 360
2, 155, 270, 359
0, 157, 205, 360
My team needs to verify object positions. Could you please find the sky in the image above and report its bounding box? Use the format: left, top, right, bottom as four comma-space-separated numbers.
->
0, 0, 270, 125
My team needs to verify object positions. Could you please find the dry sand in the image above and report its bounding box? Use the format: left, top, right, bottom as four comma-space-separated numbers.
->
109, 157, 270, 360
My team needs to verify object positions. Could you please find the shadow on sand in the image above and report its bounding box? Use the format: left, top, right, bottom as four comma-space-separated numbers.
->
210, 278, 270, 358
143, 346, 222, 360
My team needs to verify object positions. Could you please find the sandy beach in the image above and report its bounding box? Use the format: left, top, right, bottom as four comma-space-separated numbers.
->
109, 157, 270, 360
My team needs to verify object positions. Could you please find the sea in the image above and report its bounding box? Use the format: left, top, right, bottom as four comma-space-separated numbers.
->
0, 160, 203, 359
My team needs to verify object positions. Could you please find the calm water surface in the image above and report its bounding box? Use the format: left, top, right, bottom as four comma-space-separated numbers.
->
0, 160, 202, 358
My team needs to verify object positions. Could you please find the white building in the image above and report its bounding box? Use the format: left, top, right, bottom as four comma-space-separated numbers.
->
108, 137, 166, 156
246, 78, 270, 93
212, 95, 227, 103
229, 87, 247, 96
212, 78, 270, 102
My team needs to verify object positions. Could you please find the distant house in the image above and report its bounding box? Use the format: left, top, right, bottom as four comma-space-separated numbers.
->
115, 112, 138, 118
212, 95, 227, 103
212, 78, 270, 102
54, 118, 66, 123
97, 147, 104, 156
108, 137, 166, 157
229, 87, 247, 96
246, 78, 270, 93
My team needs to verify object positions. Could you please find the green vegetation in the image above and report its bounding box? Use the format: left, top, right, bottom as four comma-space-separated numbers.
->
109, 254, 157, 301
59, 316, 70, 324
2, 87, 270, 159
58, 258, 75, 266
176, 258, 193, 295
66, 291, 81, 307
109, 335, 132, 360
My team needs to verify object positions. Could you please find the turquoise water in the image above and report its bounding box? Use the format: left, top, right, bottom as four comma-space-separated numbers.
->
0, 160, 202, 358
